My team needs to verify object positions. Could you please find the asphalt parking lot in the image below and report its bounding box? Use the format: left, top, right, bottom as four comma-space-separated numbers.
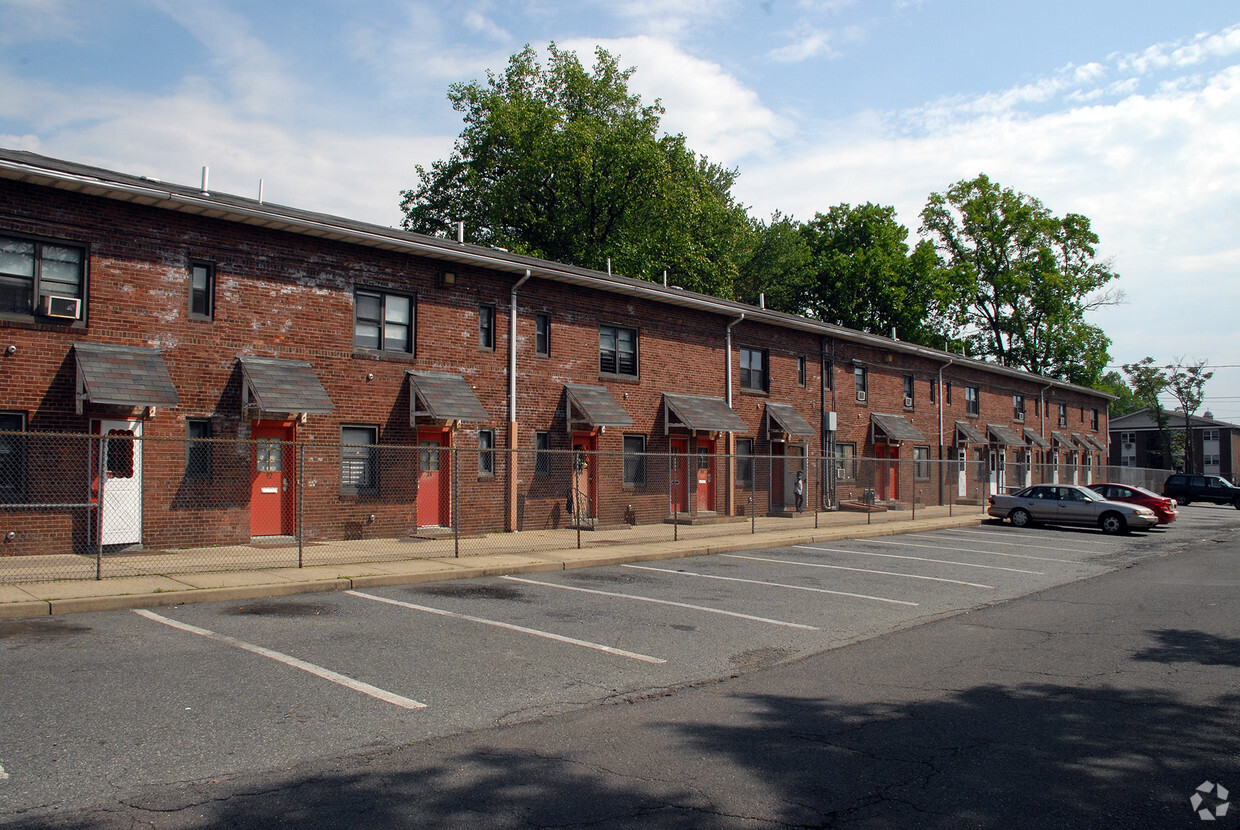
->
0, 513, 1207, 820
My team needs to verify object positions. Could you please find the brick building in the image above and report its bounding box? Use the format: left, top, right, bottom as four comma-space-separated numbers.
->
0, 149, 1112, 556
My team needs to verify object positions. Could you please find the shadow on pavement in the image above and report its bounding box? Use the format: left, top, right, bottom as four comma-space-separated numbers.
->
15, 677, 1237, 829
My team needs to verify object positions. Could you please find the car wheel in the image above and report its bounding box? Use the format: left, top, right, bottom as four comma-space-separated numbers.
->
1010, 508, 1032, 528
1099, 512, 1128, 535
1233, 498, 1240, 510
1178, 497, 1191, 506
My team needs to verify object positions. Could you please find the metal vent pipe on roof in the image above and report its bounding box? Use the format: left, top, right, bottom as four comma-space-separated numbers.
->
457, 221, 464, 244
200, 166, 209, 195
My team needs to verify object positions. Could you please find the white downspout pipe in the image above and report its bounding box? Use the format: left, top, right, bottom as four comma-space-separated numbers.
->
506, 269, 531, 532
725, 313, 745, 407
725, 313, 745, 518
509, 270, 531, 422
937, 358, 954, 457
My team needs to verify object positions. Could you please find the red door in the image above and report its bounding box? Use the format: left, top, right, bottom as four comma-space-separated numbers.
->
875, 444, 899, 501
696, 438, 716, 513
418, 427, 450, 528
251, 421, 295, 537
571, 433, 597, 521
670, 437, 690, 514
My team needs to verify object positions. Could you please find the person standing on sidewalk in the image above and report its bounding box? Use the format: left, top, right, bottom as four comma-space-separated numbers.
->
794, 470, 804, 513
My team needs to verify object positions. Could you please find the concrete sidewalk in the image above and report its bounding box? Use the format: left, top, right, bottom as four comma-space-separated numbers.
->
0, 508, 985, 620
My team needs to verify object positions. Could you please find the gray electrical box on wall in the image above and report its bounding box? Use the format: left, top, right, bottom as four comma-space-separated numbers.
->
825, 411, 837, 431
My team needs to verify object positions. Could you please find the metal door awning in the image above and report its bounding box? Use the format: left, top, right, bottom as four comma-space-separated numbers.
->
1051, 430, 1079, 449
1080, 434, 1107, 452
564, 383, 633, 431
239, 356, 334, 418
75, 343, 180, 415
663, 393, 747, 434
408, 370, 489, 424
1024, 428, 1050, 449
955, 420, 987, 445
871, 412, 927, 444
987, 424, 1025, 447
766, 402, 815, 439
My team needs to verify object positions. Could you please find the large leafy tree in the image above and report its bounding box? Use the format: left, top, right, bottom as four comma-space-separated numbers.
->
400, 44, 751, 297
733, 212, 811, 312
1166, 359, 1213, 473
1095, 370, 1142, 417
794, 203, 947, 348
920, 175, 1122, 385
1123, 357, 1175, 469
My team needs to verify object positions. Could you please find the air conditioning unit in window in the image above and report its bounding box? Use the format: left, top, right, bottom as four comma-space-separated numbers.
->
903, 396, 914, 408
39, 294, 81, 319
856, 391, 866, 403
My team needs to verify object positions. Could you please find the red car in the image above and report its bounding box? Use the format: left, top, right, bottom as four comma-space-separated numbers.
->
1088, 483, 1178, 524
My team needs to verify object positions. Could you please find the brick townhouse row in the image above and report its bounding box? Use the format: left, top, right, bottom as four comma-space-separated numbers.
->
0, 149, 1112, 555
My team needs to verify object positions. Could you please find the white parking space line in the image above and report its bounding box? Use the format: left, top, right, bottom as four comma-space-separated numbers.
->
720, 554, 995, 589
346, 590, 667, 664
502, 576, 820, 630
794, 546, 1044, 575
918, 529, 1097, 554
622, 564, 919, 606
850, 537, 1078, 564
133, 609, 426, 710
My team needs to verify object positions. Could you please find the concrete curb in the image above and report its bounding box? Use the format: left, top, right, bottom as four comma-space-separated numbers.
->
1, 514, 983, 619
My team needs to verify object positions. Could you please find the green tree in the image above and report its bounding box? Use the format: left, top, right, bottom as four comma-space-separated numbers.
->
400, 44, 752, 297
733, 212, 811, 312
1123, 357, 1174, 469
1166, 359, 1213, 474
920, 174, 1122, 385
1095, 370, 1142, 417
795, 203, 948, 348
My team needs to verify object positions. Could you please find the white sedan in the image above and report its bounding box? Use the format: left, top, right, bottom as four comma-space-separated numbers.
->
988, 484, 1159, 534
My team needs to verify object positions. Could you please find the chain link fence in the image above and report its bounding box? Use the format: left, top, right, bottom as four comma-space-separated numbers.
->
0, 429, 1170, 584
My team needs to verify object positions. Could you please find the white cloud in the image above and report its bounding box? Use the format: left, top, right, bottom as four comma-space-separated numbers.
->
596, 0, 740, 38
563, 35, 790, 164
149, 0, 300, 117
464, 10, 511, 43
768, 28, 839, 63
0, 0, 82, 43
736, 54, 1240, 411
1115, 23, 1240, 74
346, 2, 515, 102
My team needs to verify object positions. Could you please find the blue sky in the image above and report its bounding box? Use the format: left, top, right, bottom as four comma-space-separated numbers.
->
2, 0, 1239, 418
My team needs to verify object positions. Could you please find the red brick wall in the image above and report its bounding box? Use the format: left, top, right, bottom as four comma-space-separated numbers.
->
0, 178, 1112, 553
